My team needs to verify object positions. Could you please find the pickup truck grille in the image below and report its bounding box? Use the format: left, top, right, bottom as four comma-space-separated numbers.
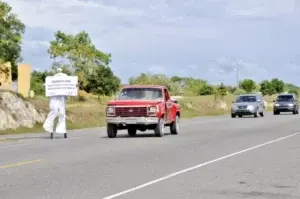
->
115, 107, 148, 117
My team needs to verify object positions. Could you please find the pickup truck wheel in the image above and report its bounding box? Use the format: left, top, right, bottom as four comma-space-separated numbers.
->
128, 127, 137, 136
170, 115, 180, 135
107, 123, 117, 138
259, 112, 264, 117
154, 117, 165, 137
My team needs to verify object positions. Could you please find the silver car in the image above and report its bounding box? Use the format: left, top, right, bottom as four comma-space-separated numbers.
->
231, 94, 265, 118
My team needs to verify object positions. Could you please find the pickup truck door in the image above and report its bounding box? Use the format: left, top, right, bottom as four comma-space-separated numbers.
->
164, 88, 173, 123
166, 100, 173, 122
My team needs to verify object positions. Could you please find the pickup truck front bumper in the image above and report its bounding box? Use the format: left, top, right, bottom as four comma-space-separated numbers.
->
106, 117, 159, 125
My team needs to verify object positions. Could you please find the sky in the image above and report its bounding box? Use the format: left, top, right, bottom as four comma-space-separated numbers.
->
5, 0, 300, 85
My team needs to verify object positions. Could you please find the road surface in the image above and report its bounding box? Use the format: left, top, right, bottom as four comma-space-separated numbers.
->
0, 113, 300, 199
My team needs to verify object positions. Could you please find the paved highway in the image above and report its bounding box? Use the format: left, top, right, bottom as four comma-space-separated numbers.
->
0, 113, 300, 199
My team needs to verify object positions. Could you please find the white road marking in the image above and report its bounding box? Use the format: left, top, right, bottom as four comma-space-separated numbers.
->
0, 143, 31, 149
101, 132, 300, 199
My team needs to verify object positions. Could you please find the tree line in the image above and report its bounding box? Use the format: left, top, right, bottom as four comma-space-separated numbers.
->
1, 1, 299, 99
128, 74, 299, 97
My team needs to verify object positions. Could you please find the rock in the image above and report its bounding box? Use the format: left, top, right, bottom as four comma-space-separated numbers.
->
0, 91, 45, 130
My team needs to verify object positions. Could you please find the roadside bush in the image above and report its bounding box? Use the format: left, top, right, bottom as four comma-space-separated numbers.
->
78, 90, 88, 101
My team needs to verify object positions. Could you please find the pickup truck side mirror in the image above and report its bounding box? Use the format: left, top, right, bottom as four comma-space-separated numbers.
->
169, 99, 177, 103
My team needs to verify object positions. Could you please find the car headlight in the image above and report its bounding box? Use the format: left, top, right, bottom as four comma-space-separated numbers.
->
274, 103, 279, 106
247, 105, 255, 110
106, 107, 115, 115
288, 104, 294, 107
148, 106, 157, 112
231, 104, 237, 109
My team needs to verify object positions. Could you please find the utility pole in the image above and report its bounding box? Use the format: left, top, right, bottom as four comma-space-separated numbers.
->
236, 60, 239, 89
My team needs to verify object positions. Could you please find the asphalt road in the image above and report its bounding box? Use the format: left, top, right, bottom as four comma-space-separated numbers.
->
0, 112, 300, 199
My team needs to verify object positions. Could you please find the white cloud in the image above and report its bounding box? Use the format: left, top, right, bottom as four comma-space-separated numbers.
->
207, 56, 269, 83
225, 0, 297, 19
4, 0, 300, 85
148, 65, 166, 74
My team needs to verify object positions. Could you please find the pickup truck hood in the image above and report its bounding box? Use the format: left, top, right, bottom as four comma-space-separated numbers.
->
108, 100, 163, 106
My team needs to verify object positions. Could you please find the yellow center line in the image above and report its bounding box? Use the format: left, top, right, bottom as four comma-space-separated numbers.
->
0, 159, 43, 169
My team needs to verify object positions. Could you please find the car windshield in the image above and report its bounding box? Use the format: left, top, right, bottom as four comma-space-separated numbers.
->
276, 95, 294, 102
117, 87, 163, 100
236, 96, 257, 102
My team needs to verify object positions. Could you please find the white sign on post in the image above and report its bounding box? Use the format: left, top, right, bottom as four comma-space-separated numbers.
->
45, 76, 78, 97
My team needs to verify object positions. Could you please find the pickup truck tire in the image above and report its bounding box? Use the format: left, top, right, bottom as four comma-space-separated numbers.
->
128, 127, 137, 136
170, 115, 180, 135
259, 112, 264, 117
107, 123, 117, 138
154, 117, 165, 137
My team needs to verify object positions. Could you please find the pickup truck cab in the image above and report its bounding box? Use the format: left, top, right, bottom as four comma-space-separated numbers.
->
105, 85, 181, 138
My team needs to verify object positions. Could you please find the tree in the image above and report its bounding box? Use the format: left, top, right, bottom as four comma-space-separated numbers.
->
129, 73, 179, 94
226, 86, 237, 94
199, 84, 214, 95
0, 1, 25, 80
170, 76, 182, 82
48, 30, 119, 95
239, 79, 256, 93
30, 70, 51, 95
270, 78, 284, 93
217, 83, 227, 96
85, 66, 120, 96
260, 80, 275, 96
50, 61, 73, 76
288, 88, 299, 97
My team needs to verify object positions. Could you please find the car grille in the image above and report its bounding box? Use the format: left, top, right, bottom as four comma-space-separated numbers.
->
238, 105, 247, 109
279, 104, 291, 107
115, 106, 148, 117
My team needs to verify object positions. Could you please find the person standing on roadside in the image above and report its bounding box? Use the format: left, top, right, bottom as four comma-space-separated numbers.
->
43, 68, 68, 139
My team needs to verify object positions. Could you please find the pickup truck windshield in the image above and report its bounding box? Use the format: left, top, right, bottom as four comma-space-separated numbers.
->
276, 95, 294, 102
236, 96, 257, 102
117, 88, 163, 100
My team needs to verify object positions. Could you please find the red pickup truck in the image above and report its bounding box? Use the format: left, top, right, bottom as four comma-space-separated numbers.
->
105, 85, 181, 138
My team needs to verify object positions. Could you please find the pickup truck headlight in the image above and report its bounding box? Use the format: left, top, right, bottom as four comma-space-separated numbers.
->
288, 104, 294, 107
274, 103, 279, 106
106, 107, 115, 116
148, 106, 157, 112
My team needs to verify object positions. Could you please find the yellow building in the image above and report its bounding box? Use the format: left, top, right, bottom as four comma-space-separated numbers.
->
17, 64, 31, 97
